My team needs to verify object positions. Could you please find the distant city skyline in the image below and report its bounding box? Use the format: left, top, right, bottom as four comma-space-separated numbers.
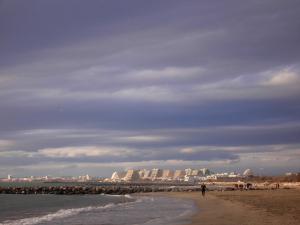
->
0, 167, 255, 181
0, 0, 300, 177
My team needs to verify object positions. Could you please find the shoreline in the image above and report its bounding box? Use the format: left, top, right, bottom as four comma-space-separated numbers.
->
1, 189, 299, 225
156, 189, 300, 225
0, 192, 195, 225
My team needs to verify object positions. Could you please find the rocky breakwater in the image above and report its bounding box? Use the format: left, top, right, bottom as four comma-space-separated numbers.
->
0, 185, 202, 195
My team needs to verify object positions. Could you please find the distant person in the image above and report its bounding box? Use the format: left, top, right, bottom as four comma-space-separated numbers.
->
201, 183, 207, 197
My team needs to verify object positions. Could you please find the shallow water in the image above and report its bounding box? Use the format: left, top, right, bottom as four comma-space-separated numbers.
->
0, 194, 196, 225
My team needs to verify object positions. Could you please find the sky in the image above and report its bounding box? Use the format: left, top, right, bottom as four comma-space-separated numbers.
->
0, 0, 300, 177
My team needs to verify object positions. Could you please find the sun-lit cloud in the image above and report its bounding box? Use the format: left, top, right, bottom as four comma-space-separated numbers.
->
124, 67, 204, 81
263, 68, 299, 86
38, 146, 134, 158
118, 135, 168, 142
0, 140, 15, 149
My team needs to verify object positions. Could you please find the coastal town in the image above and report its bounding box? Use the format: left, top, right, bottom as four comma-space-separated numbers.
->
0, 167, 253, 183
1, 167, 299, 185
109, 168, 252, 182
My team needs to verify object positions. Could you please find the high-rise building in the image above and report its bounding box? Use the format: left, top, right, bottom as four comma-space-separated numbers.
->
200, 168, 210, 176
150, 168, 163, 180
138, 169, 145, 178
173, 170, 185, 180
161, 169, 174, 180
185, 168, 193, 176
191, 169, 200, 176
124, 170, 140, 181
143, 170, 152, 179
111, 171, 121, 181
243, 169, 253, 177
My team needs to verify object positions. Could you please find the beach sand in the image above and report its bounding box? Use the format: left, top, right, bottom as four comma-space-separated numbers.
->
161, 189, 300, 225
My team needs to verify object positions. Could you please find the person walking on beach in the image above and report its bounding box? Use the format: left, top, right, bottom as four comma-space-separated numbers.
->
201, 183, 207, 197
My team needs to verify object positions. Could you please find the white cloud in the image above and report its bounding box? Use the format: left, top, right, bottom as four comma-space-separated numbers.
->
263, 69, 299, 86
180, 148, 196, 153
0, 140, 15, 149
38, 146, 133, 158
124, 67, 204, 81
0, 150, 33, 157
118, 135, 168, 142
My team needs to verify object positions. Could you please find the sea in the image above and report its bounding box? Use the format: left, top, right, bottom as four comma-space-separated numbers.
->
0, 193, 196, 225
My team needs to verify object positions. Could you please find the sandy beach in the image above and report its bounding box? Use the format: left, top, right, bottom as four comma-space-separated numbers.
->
161, 189, 300, 225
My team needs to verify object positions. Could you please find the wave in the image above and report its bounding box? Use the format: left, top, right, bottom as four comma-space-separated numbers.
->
0, 202, 119, 225
101, 193, 133, 199
0, 195, 194, 225
124, 194, 134, 199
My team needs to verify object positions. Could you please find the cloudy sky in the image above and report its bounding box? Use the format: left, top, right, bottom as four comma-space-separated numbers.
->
1, 0, 300, 177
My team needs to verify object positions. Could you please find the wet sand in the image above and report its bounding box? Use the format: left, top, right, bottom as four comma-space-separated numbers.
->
162, 189, 300, 225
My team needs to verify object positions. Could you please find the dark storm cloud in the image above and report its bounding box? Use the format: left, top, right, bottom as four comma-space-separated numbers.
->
1, 0, 300, 176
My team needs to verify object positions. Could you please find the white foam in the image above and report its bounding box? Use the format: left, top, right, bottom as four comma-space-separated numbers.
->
100, 194, 134, 199
124, 194, 133, 199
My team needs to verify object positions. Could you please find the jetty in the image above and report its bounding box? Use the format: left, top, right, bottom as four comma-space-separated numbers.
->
0, 183, 202, 195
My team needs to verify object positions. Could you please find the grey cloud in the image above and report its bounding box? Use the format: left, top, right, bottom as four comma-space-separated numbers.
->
1, 0, 300, 176
0, 146, 239, 166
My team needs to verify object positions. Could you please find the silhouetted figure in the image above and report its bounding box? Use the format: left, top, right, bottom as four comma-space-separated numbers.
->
201, 184, 207, 197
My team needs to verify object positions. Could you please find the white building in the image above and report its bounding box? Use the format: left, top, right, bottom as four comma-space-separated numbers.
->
161, 169, 174, 180
185, 168, 193, 176
142, 170, 152, 179
138, 169, 145, 178
191, 169, 200, 176
184, 175, 195, 183
173, 170, 185, 180
111, 171, 120, 181
124, 170, 140, 181
200, 168, 210, 175
206, 175, 217, 180
79, 174, 91, 181
150, 168, 163, 180
243, 169, 254, 177
228, 172, 241, 178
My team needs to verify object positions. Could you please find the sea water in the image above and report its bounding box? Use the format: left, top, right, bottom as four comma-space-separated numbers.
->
0, 194, 196, 225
